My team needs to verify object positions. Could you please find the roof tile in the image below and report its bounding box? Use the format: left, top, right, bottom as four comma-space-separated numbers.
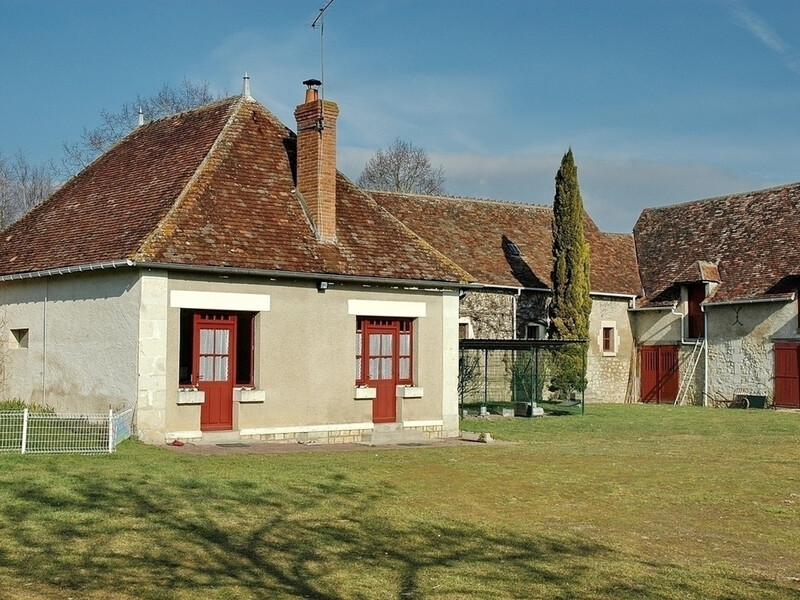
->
634, 182, 800, 304
371, 191, 642, 296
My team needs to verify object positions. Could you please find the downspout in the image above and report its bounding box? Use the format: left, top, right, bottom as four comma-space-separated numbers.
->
703, 305, 709, 407
42, 279, 48, 406
512, 288, 522, 340
670, 304, 688, 345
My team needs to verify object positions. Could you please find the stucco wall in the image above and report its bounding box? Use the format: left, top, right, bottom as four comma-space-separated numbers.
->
163, 275, 458, 443
585, 297, 635, 403
0, 270, 140, 413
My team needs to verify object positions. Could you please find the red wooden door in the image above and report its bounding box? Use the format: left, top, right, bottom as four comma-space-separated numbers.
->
194, 314, 236, 431
641, 345, 679, 404
774, 343, 800, 408
687, 284, 705, 339
359, 319, 413, 424
364, 320, 398, 423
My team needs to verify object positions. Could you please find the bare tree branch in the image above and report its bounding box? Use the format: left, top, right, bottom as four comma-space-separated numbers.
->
58, 79, 217, 177
358, 138, 445, 195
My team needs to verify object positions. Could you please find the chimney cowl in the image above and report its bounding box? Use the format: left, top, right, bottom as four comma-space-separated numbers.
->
302, 78, 322, 103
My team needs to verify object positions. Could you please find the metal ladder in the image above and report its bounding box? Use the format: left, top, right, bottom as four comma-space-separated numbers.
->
674, 336, 705, 406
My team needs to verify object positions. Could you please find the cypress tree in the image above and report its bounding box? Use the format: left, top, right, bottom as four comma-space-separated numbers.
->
549, 149, 592, 396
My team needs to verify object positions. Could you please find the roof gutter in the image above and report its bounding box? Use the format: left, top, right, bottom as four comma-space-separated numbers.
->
468, 283, 638, 299
703, 294, 795, 308
0, 259, 133, 282
132, 261, 475, 291
628, 303, 677, 312
0, 259, 481, 291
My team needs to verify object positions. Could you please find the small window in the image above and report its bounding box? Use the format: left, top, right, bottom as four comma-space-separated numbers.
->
601, 322, 617, 356
458, 318, 473, 340
602, 327, 614, 352
525, 323, 544, 340
10, 328, 29, 349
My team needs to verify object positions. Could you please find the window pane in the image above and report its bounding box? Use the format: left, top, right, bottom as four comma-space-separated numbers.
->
399, 333, 410, 356
356, 357, 362, 380
399, 357, 410, 380
200, 329, 214, 354
356, 332, 362, 357
369, 334, 381, 356
381, 357, 392, 379
215, 356, 229, 381
215, 329, 229, 354
381, 334, 393, 355
369, 357, 380, 380
199, 356, 214, 381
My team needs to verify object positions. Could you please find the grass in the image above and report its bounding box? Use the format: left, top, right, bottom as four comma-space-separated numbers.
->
0, 404, 799, 599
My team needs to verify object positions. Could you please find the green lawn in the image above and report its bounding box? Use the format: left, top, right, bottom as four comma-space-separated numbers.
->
1, 404, 799, 599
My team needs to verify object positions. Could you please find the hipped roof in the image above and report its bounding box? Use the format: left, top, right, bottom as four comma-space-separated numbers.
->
0, 96, 470, 285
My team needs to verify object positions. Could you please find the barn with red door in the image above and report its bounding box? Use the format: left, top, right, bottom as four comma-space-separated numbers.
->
632, 184, 800, 407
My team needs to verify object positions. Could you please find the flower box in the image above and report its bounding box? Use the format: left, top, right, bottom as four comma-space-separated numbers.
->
354, 386, 377, 400
234, 389, 266, 403
397, 386, 424, 399
176, 390, 205, 405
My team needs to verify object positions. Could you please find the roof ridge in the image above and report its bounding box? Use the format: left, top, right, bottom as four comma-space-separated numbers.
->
132, 96, 247, 260
641, 180, 800, 214
367, 188, 551, 210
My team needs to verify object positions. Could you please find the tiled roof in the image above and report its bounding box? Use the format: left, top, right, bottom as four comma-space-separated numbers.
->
371, 191, 642, 296
634, 182, 800, 305
0, 96, 469, 285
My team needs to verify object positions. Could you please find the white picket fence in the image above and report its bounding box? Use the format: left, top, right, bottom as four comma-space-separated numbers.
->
0, 408, 134, 454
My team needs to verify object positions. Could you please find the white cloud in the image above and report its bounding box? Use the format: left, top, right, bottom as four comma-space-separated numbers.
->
728, 0, 800, 74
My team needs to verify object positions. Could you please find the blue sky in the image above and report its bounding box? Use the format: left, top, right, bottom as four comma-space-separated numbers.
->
2, 0, 799, 232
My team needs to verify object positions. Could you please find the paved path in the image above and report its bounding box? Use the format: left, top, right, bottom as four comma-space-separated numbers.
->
162, 437, 482, 455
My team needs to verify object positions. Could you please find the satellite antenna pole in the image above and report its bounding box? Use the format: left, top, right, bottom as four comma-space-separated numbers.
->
311, 0, 336, 101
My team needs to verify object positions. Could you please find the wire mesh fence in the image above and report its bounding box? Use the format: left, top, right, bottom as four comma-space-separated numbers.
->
0, 408, 134, 454
459, 339, 587, 416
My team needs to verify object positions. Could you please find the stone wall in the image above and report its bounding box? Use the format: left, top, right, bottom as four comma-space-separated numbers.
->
460, 290, 515, 339
705, 299, 798, 404
585, 297, 635, 403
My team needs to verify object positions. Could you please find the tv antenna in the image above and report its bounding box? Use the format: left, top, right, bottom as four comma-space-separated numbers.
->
311, 0, 336, 100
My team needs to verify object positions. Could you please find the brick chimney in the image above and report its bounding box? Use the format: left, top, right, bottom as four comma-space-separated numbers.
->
294, 79, 339, 241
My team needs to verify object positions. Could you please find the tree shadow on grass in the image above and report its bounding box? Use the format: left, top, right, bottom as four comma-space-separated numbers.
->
0, 460, 796, 600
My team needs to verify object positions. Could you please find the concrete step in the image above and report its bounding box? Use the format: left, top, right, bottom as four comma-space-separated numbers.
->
361, 424, 427, 446
196, 430, 242, 445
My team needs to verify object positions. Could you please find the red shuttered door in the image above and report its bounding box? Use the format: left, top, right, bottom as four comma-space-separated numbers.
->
774, 343, 800, 409
640, 345, 679, 404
